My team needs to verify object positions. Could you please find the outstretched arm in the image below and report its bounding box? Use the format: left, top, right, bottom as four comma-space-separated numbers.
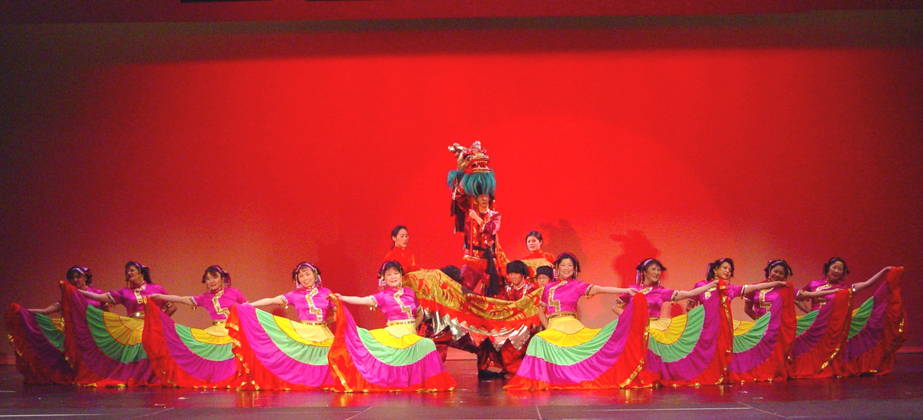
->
77, 288, 112, 304
742, 281, 788, 295
29, 302, 61, 314
796, 289, 838, 300
588, 286, 637, 297
147, 294, 196, 306
674, 280, 719, 301
851, 266, 892, 293
249, 296, 285, 308
333, 294, 376, 307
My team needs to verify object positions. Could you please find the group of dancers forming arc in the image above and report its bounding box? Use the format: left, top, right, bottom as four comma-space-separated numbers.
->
4, 251, 907, 393
5, 141, 907, 392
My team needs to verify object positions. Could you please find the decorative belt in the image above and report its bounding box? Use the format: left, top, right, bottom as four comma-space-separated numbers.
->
387, 319, 415, 326
212, 321, 226, 326
463, 255, 484, 262
300, 320, 327, 326
128, 312, 144, 319
547, 311, 577, 319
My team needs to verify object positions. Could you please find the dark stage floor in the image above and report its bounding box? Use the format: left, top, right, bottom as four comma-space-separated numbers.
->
1, 353, 922, 420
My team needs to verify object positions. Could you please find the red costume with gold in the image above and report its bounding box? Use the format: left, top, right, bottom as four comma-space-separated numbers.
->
382, 246, 418, 273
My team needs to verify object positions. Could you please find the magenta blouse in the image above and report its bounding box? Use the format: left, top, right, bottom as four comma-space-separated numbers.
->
107, 283, 168, 314
371, 287, 419, 323
193, 287, 248, 321
799, 279, 846, 312
618, 283, 677, 318
690, 280, 744, 305
542, 279, 592, 316
281, 287, 333, 323
743, 282, 784, 318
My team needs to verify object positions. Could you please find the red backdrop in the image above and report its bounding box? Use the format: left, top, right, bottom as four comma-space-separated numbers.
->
2, 10, 922, 358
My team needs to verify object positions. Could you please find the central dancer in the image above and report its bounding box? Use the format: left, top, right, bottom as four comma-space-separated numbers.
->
330, 261, 456, 392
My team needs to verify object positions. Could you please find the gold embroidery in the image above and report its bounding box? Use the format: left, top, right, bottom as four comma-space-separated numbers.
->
133, 284, 147, 305
212, 289, 229, 318
393, 288, 413, 320
547, 280, 568, 313
305, 288, 322, 320
758, 288, 772, 310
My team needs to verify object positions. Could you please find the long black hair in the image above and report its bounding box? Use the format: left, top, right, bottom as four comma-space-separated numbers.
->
292, 262, 322, 287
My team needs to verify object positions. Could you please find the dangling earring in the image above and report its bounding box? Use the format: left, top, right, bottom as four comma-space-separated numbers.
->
378, 276, 385, 290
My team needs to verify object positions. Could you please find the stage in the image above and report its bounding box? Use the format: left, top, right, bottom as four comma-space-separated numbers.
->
0, 352, 920, 419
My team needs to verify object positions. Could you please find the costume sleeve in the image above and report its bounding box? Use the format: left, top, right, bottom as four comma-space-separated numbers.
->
192, 293, 208, 308
107, 289, 126, 305
234, 289, 248, 304
483, 211, 501, 234
280, 291, 294, 307
575, 280, 592, 297
728, 284, 745, 300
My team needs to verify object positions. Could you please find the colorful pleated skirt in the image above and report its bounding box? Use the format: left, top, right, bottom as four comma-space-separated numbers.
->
5, 303, 74, 384
327, 299, 455, 392
644, 287, 733, 387
226, 304, 333, 390
843, 267, 905, 376
504, 292, 650, 391
728, 284, 796, 383
142, 300, 239, 388
60, 283, 158, 387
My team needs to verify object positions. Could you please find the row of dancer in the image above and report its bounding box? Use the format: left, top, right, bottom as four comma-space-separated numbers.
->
7, 260, 454, 391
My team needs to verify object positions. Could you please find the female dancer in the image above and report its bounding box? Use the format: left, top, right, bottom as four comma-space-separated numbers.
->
788, 258, 898, 378
329, 260, 456, 392
688, 258, 787, 309
62, 261, 171, 386
6, 266, 103, 384
383, 225, 418, 273
143, 265, 247, 388
730, 259, 797, 383
795, 258, 890, 313
227, 262, 335, 390
620, 258, 728, 387
521, 231, 554, 279
506, 253, 649, 390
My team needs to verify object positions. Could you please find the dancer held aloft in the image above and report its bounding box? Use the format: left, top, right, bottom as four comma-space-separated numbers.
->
228, 262, 335, 390
62, 261, 168, 387
688, 258, 788, 310
447, 141, 506, 297
143, 265, 247, 388
521, 231, 554, 280
329, 260, 456, 392
612, 258, 718, 319
506, 253, 649, 390
6, 266, 103, 384
383, 225, 419, 273
730, 259, 797, 383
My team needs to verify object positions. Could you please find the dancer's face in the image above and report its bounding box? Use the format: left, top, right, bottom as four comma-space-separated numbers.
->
383, 267, 403, 288
125, 265, 144, 287
204, 272, 224, 291
645, 264, 662, 284
392, 228, 409, 249
714, 262, 733, 281
827, 261, 846, 282
768, 265, 788, 282
476, 194, 491, 210
296, 268, 317, 289
68, 272, 88, 289
557, 259, 576, 280
536, 274, 551, 286
526, 236, 542, 252
508, 272, 525, 286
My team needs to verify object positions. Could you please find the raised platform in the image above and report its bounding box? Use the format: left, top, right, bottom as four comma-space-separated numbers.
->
2, 354, 922, 419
